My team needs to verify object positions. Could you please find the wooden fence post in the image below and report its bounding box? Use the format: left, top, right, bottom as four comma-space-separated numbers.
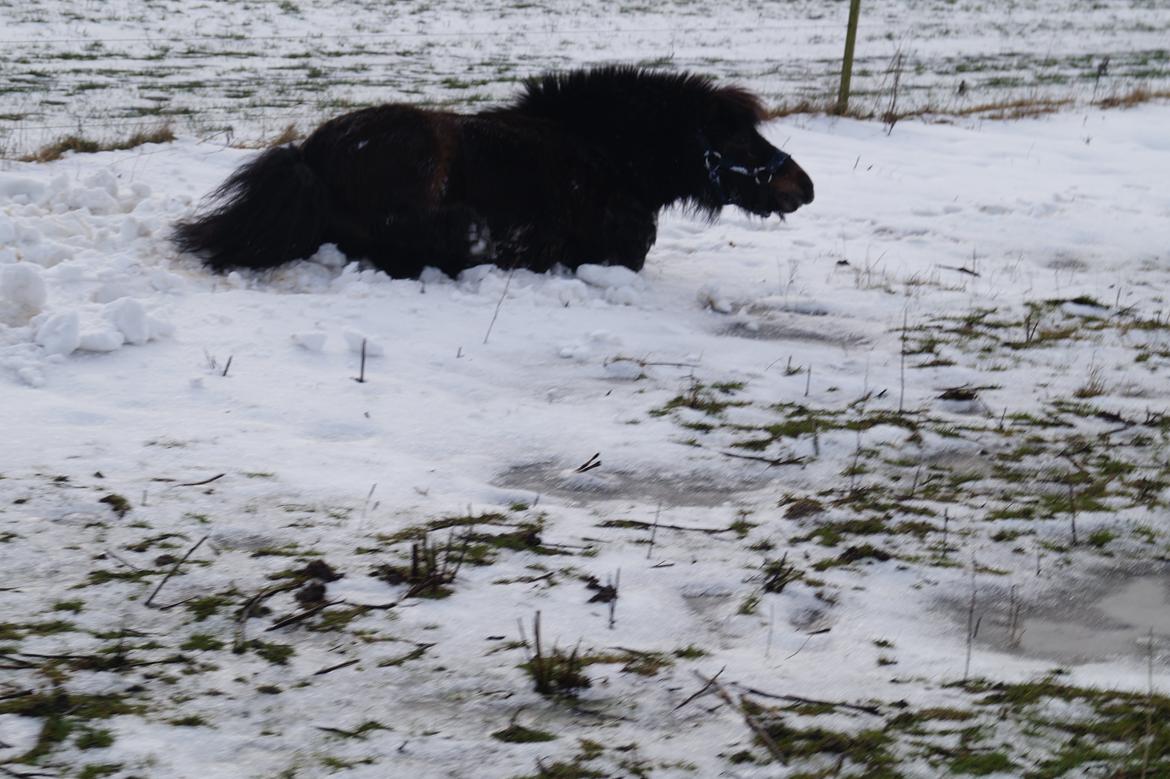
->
836, 0, 862, 114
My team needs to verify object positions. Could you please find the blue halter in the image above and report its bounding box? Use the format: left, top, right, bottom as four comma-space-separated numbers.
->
704, 146, 791, 205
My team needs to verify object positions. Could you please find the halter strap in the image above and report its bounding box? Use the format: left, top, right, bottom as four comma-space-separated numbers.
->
702, 140, 791, 205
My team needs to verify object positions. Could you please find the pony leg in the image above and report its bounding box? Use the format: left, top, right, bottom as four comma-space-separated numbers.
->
601, 208, 657, 272
345, 206, 493, 279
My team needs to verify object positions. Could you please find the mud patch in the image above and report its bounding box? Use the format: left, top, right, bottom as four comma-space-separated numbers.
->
496, 461, 772, 507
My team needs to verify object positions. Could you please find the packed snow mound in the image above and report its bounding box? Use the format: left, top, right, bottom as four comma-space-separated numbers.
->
0, 263, 47, 325
0, 163, 176, 383
576, 263, 645, 305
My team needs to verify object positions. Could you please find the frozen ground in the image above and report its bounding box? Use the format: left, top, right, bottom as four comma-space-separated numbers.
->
2, 97, 1169, 777
2, 0, 1170, 156
3, 7, 1170, 776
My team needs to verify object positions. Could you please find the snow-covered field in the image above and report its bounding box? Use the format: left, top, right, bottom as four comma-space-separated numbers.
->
3, 4, 1170, 779
2, 0, 1169, 156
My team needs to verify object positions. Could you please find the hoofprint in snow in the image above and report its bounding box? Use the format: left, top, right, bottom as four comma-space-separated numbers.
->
2, 107, 1169, 777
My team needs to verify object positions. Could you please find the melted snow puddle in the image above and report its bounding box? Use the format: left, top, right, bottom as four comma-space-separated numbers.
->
721, 299, 871, 346
496, 461, 771, 507
974, 570, 1170, 665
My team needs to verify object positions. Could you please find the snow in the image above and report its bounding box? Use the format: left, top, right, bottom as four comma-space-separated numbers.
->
0, 262, 46, 325
1, 40, 1170, 779
2, 1, 1169, 156
33, 311, 80, 356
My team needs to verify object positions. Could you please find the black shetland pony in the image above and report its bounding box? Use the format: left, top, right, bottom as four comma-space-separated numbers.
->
174, 67, 814, 278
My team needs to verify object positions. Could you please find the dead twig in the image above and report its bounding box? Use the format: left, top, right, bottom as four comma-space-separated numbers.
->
145, 535, 209, 608
483, 263, 518, 344
674, 665, 726, 710
936, 263, 981, 277
103, 550, 146, 572
172, 473, 225, 488
730, 682, 883, 716
0, 656, 39, 670
716, 450, 806, 467
267, 599, 344, 631
314, 658, 361, 676
598, 519, 735, 535
574, 452, 602, 473
605, 356, 699, 369
697, 671, 788, 763
235, 581, 301, 650
2, 765, 60, 778
354, 338, 367, 383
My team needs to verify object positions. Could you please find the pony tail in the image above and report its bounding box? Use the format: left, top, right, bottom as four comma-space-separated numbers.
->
172, 145, 328, 271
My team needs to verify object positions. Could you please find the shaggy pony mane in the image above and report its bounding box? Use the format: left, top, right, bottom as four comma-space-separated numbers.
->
507, 66, 767, 128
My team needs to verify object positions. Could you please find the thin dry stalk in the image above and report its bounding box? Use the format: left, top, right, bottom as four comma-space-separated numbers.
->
483, 264, 518, 344
521, 610, 589, 697
235, 581, 300, 650
574, 452, 602, 473
145, 535, 209, 608
646, 503, 661, 560
698, 672, 787, 763
848, 429, 864, 493
354, 338, 367, 383
963, 564, 978, 681
1141, 627, 1154, 778
1006, 584, 1024, 648
883, 50, 905, 135
608, 569, 620, 630
899, 309, 908, 413
674, 665, 725, 710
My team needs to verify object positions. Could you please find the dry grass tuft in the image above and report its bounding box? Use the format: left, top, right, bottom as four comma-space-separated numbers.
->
23, 125, 176, 162
1096, 86, 1170, 110
266, 123, 302, 148
767, 88, 1170, 125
